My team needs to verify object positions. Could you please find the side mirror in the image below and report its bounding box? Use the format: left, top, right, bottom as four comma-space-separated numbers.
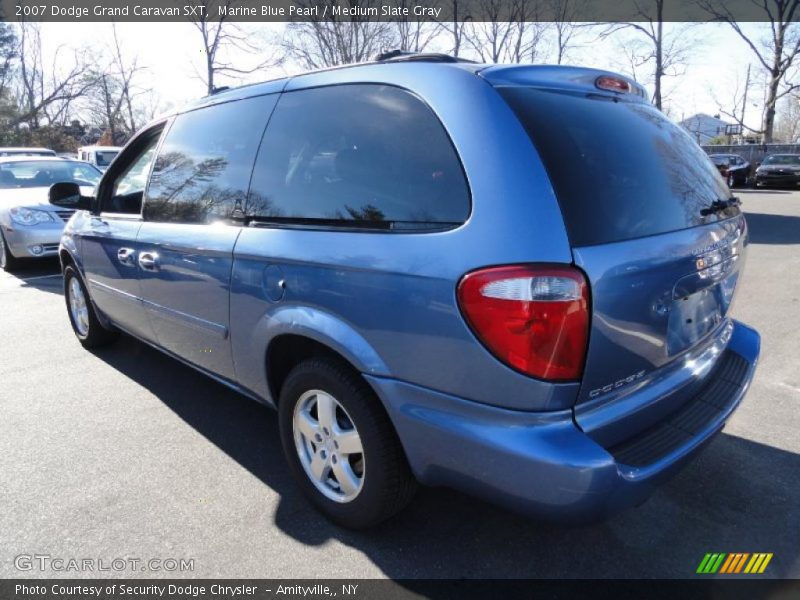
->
49, 182, 92, 210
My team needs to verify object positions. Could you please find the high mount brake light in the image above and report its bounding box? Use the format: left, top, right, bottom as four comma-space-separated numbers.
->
596, 76, 632, 94
457, 265, 590, 381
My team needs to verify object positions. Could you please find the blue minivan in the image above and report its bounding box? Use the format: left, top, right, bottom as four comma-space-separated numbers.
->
50, 54, 760, 528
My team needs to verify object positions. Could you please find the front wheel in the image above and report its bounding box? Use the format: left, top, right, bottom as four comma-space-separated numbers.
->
278, 358, 417, 529
64, 265, 118, 348
0, 229, 22, 272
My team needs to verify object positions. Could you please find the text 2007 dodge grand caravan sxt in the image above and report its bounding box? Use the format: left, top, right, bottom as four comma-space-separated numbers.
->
49, 54, 760, 529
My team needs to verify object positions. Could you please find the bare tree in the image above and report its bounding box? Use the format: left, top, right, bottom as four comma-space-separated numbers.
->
697, 0, 800, 143
85, 24, 151, 142
440, 0, 472, 57
282, 1, 397, 69
392, 4, 440, 53
600, 1, 698, 110
14, 23, 94, 128
711, 64, 761, 138
463, 0, 547, 63
109, 24, 150, 133
547, 0, 586, 64
774, 93, 800, 142
184, 0, 277, 94
88, 73, 126, 142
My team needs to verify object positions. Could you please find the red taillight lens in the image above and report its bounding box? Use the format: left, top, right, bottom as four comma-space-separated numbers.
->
457, 265, 590, 381
595, 75, 632, 94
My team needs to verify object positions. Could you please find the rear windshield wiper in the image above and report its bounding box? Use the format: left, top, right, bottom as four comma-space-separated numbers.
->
701, 196, 741, 216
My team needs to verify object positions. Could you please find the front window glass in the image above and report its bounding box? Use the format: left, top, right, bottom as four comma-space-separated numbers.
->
144, 95, 274, 224
103, 137, 159, 214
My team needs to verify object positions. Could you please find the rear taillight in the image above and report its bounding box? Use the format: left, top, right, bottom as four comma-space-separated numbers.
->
457, 265, 590, 381
595, 75, 632, 94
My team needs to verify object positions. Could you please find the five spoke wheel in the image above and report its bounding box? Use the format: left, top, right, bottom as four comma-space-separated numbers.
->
292, 389, 365, 502
68, 276, 90, 337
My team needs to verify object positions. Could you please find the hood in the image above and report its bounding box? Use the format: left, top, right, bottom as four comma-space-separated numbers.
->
0, 185, 95, 210
758, 164, 800, 173
0, 186, 52, 210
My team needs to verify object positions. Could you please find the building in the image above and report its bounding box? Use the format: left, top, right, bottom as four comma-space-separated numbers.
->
679, 113, 733, 144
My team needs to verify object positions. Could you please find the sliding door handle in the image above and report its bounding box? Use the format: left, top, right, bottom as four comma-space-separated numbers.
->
138, 252, 160, 271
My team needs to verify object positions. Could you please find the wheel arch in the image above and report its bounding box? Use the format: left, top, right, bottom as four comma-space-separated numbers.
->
244, 304, 389, 404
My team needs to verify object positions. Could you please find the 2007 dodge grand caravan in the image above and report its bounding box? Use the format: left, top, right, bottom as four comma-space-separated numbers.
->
50, 53, 760, 529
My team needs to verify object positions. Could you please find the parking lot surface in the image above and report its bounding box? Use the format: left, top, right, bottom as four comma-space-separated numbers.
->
1, 189, 798, 579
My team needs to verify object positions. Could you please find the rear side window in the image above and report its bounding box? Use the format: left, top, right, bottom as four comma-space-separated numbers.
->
247, 84, 470, 230
144, 95, 275, 224
500, 88, 734, 246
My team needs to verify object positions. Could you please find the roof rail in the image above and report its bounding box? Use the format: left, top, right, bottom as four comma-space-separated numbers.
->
373, 50, 477, 64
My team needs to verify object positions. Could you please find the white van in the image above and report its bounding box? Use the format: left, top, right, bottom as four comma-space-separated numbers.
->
77, 146, 122, 171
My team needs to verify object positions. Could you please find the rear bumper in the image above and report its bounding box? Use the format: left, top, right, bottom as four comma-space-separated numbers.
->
366, 319, 759, 523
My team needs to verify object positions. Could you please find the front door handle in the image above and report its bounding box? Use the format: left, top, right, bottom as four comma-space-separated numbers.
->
117, 247, 136, 267
138, 251, 160, 271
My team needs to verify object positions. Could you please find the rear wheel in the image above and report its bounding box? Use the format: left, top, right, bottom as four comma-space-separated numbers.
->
64, 265, 118, 348
278, 357, 417, 528
0, 229, 22, 272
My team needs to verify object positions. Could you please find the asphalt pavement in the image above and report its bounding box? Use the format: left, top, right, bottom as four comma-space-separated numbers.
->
1, 189, 798, 579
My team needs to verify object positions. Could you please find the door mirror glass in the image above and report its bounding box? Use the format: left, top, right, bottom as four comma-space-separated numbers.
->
49, 182, 92, 210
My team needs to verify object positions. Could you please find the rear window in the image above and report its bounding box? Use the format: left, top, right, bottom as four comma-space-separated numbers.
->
499, 88, 733, 246
95, 151, 118, 166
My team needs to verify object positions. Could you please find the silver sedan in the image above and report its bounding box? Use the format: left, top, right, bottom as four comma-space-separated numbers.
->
0, 156, 101, 271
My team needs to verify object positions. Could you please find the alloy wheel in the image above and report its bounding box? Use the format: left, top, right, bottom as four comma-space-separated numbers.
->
292, 389, 365, 503
68, 276, 90, 336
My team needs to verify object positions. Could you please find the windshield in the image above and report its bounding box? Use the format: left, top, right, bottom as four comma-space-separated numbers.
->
95, 151, 118, 166
762, 155, 800, 165
710, 156, 731, 166
500, 87, 734, 246
0, 160, 102, 189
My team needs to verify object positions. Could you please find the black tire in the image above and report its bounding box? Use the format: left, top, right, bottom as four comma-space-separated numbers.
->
63, 265, 118, 348
278, 357, 417, 529
0, 229, 22, 272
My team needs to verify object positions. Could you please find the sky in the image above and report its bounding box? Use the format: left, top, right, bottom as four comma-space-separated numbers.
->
36, 21, 772, 129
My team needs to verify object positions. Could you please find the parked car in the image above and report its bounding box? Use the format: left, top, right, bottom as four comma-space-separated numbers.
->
709, 153, 750, 188
0, 147, 57, 158
0, 157, 101, 270
78, 145, 122, 172
49, 55, 760, 528
754, 153, 800, 187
